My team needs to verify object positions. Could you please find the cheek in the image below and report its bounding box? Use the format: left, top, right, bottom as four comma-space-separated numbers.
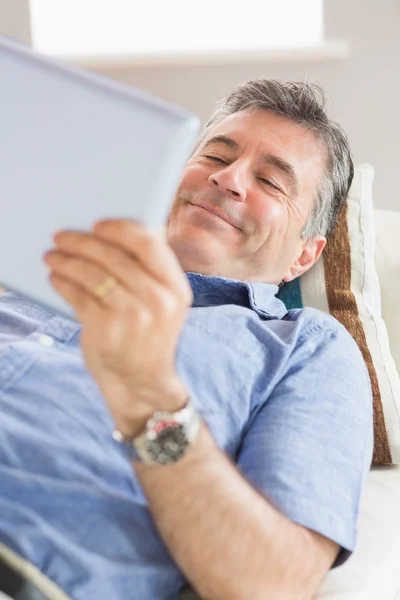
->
169, 164, 207, 223
253, 197, 288, 234
177, 163, 207, 193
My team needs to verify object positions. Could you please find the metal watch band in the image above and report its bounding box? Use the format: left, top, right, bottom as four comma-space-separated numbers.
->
112, 397, 201, 465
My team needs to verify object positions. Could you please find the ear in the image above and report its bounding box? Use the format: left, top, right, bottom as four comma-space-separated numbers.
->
282, 235, 326, 283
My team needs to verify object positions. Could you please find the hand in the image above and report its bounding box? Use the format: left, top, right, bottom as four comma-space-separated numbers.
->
43, 219, 193, 437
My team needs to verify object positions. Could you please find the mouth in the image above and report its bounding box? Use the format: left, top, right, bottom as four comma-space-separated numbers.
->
188, 202, 240, 230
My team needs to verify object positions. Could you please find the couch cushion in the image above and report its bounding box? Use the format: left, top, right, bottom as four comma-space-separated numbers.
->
374, 209, 400, 373
316, 466, 400, 599
278, 165, 400, 466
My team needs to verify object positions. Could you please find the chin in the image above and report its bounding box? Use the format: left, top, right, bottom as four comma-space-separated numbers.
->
168, 226, 227, 271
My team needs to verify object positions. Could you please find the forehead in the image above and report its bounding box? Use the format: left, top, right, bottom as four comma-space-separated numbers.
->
202, 109, 327, 198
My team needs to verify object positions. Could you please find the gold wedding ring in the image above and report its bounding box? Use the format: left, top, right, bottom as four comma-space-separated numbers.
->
93, 276, 118, 298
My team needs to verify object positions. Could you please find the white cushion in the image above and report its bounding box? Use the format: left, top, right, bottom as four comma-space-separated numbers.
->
344, 168, 400, 465
316, 466, 400, 599
374, 209, 400, 373
277, 165, 400, 465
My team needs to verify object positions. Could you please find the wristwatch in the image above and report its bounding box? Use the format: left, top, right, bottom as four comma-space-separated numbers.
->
112, 397, 201, 465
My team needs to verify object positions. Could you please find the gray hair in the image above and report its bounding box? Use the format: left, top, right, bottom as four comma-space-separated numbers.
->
194, 79, 354, 239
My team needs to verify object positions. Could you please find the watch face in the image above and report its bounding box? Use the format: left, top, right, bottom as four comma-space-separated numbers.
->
146, 421, 189, 464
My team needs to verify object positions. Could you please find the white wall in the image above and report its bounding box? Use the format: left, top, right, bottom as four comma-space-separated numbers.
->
2, 0, 399, 210
0, 0, 31, 44
89, 0, 400, 211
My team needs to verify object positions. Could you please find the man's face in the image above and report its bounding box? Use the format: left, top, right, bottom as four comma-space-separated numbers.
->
167, 109, 327, 284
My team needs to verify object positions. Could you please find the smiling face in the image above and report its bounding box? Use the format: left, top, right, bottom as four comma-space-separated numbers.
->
167, 108, 327, 284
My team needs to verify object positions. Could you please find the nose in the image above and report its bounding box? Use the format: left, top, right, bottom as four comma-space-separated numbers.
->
208, 162, 247, 202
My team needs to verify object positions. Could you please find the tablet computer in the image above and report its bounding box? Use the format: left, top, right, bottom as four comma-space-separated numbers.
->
0, 36, 200, 319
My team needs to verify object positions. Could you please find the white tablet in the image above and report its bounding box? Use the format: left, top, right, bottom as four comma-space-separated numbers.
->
0, 36, 200, 319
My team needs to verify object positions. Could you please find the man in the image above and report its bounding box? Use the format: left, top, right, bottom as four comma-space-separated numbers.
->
0, 79, 373, 600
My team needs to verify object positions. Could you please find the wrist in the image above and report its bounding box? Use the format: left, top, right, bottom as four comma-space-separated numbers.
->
108, 377, 189, 440
115, 396, 202, 466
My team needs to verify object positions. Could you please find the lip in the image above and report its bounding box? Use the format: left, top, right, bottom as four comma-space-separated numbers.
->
189, 202, 240, 230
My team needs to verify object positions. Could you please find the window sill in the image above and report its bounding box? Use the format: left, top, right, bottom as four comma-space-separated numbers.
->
67, 39, 349, 71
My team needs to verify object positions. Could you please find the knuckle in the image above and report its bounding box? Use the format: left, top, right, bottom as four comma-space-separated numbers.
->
157, 292, 178, 314
122, 301, 152, 327
103, 310, 121, 331
102, 312, 126, 346
118, 221, 156, 250
135, 309, 153, 328
141, 230, 158, 249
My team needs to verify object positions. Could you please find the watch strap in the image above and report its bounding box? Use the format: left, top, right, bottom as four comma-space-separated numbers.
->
113, 397, 201, 465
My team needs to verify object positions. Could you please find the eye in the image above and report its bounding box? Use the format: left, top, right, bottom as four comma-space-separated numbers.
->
259, 178, 280, 191
204, 155, 228, 165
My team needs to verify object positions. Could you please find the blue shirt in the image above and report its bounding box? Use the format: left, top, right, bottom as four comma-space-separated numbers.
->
0, 272, 373, 600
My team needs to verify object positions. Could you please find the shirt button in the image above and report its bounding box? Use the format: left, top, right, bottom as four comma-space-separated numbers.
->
39, 334, 54, 347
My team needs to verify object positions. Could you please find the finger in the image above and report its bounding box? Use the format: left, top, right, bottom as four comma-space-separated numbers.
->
92, 220, 192, 302
48, 271, 103, 322
48, 233, 168, 308
51, 231, 138, 291
44, 250, 132, 308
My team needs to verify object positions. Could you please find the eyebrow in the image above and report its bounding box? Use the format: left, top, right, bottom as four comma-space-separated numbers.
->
202, 134, 299, 196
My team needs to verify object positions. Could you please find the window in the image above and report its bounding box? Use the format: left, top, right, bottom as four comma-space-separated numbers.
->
30, 0, 324, 59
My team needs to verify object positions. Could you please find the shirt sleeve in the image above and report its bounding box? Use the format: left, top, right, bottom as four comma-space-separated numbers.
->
235, 317, 374, 569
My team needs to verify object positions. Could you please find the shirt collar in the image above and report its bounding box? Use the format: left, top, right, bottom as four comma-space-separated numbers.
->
185, 272, 287, 320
